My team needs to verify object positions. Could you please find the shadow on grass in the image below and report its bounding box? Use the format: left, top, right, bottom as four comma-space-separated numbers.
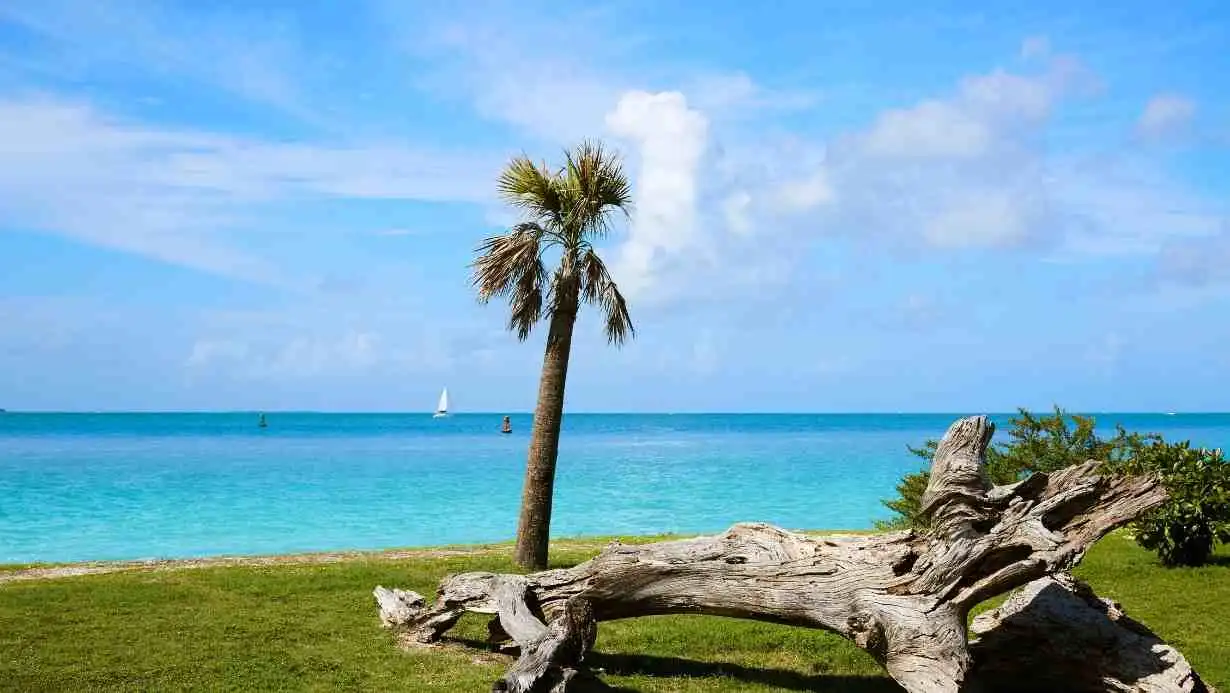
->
1203, 554, 1230, 568
449, 637, 896, 693
588, 652, 896, 692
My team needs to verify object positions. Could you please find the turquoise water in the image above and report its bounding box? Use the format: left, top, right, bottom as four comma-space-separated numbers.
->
2, 412, 1229, 564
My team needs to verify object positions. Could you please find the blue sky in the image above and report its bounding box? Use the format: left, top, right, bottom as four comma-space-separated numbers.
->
1, 0, 1228, 412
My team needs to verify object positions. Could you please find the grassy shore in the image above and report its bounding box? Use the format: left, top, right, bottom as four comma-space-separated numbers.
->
1, 532, 1226, 692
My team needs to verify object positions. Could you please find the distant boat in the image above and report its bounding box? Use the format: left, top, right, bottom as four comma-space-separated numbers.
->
501, 416, 512, 434
433, 388, 450, 418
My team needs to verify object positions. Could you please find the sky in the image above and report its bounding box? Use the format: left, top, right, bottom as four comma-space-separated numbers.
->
1, 0, 1229, 413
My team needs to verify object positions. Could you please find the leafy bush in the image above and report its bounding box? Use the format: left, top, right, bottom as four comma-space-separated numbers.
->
878, 407, 1230, 566
879, 466, 931, 531
1119, 440, 1230, 566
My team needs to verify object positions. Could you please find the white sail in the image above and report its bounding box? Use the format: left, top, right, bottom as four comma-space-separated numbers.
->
434, 387, 449, 417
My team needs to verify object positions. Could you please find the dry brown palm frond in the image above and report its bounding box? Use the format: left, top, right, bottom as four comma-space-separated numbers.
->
471, 223, 545, 303
506, 256, 545, 341
579, 247, 634, 345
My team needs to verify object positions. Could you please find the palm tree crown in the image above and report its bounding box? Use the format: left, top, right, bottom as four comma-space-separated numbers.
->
471, 140, 634, 345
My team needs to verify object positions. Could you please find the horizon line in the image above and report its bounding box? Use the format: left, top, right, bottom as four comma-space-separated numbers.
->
0, 409, 1219, 416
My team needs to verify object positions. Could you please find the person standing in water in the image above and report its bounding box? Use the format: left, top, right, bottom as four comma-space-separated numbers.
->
501, 416, 512, 434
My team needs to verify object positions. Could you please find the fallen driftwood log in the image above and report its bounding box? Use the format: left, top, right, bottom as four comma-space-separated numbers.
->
373, 415, 1213, 692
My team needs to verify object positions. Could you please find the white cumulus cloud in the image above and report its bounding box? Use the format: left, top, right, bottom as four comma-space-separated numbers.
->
773, 170, 836, 212
605, 91, 710, 299
732, 49, 1100, 252
863, 101, 994, 160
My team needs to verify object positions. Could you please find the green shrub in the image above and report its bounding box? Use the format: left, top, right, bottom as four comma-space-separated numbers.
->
877, 467, 930, 531
878, 407, 1230, 567
1120, 441, 1230, 567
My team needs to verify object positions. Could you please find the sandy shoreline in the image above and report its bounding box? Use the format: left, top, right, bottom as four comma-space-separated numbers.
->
0, 543, 599, 585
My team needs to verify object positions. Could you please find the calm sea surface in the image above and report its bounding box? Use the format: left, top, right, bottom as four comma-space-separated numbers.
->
2, 412, 1228, 564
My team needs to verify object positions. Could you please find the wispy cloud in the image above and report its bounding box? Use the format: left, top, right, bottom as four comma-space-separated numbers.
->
182, 298, 524, 384
1155, 225, 1230, 288
187, 331, 382, 379
800, 45, 1096, 250
714, 41, 1221, 264
391, 1, 635, 145
0, 96, 499, 282
1020, 35, 1052, 61
393, 0, 817, 147
682, 72, 822, 122
1135, 94, 1197, 141
0, 0, 313, 119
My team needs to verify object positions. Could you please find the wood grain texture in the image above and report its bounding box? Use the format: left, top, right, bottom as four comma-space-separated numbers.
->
968, 574, 1214, 692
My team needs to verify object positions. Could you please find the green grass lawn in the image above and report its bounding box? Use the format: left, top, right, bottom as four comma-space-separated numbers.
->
1, 533, 1226, 692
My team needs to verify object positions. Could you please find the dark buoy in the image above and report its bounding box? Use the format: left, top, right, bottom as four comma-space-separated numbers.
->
258, 413, 268, 429
501, 416, 512, 434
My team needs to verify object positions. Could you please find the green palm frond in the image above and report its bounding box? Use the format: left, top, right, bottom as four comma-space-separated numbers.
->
476, 140, 636, 346
562, 139, 633, 240
496, 156, 565, 231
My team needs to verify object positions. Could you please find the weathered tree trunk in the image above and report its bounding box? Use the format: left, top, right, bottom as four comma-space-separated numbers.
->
967, 573, 1213, 692
513, 287, 579, 571
376, 416, 1207, 692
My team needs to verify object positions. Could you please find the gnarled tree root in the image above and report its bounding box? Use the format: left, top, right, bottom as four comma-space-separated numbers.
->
373, 416, 1210, 692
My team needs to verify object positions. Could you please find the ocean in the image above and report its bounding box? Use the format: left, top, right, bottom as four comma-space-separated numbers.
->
2, 412, 1228, 564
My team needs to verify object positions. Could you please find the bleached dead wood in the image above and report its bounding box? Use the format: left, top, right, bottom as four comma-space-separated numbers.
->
967, 573, 1214, 692
373, 416, 1206, 692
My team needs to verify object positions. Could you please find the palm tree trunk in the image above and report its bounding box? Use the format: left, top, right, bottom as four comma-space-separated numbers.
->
513, 293, 579, 570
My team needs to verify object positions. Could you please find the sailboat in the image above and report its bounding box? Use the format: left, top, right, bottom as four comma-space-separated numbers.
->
433, 387, 450, 418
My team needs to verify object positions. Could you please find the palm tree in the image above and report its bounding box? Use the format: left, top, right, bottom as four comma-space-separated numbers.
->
472, 140, 635, 570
